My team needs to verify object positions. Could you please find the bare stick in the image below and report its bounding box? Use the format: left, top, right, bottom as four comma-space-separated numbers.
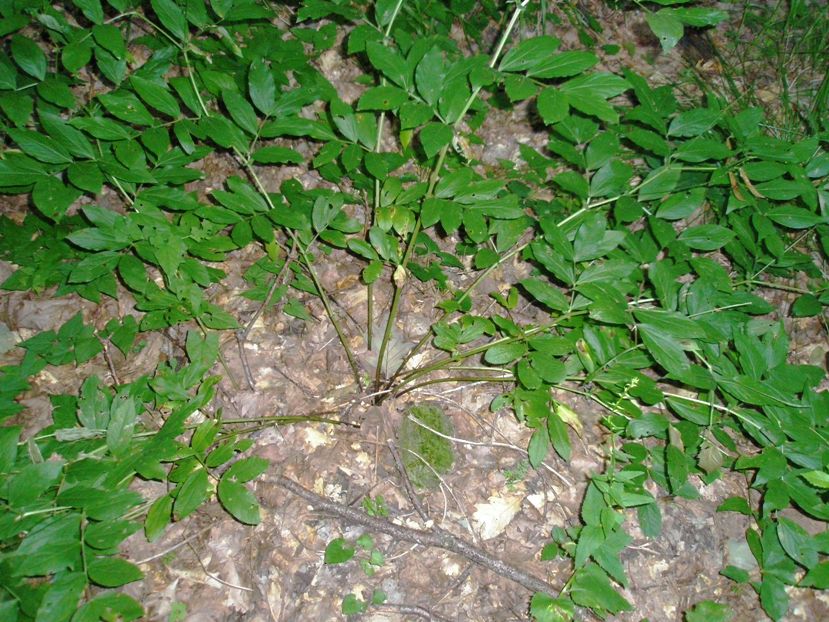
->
103, 341, 121, 386
186, 541, 253, 592
374, 0, 532, 400
377, 603, 452, 622
235, 330, 257, 391
272, 474, 556, 595
134, 525, 213, 565
386, 439, 430, 523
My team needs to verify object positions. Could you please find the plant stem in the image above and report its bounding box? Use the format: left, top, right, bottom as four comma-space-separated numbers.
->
374, 137, 452, 392
238, 154, 364, 389
746, 228, 814, 282
396, 374, 513, 396
182, 48, 209, 117
367, 0, 406, 351
195, 316, 239, 390
743, 279, 812, 295
386, 238, 531, 384
373, 0, 531, 398
396, 313, 578, 390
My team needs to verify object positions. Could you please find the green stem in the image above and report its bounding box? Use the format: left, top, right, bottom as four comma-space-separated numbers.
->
387, 156, 617, 386
300, 246, 365, 386
397, 313, 578, 389
372, 141, 448, 389
396, 374, 513, 396
239, 155, 364, 389
373, 0, 531, 398
688, 302, 754, 317
743, 279, 813, 295
367, 0, 405, 351
15, 506, 73, 519
746, 228, 815, 283
195, 316, 239, 390
387, 163, 697, 389
382, 0, 405, 37
386, 238, 531, 384
183, 48, 209, 117
660, 391, 762, 428
106, 11, 183, 49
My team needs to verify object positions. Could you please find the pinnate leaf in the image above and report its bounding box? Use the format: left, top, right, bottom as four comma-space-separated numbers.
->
537, 88, 569, 125
87, 558, 143, 587
686, 600, 733, 622
531, 51, 598, 79
415, 46, 444, 107
366, 41, 408, 88
151, 0, 188, 40
249, 61, 276, 115
646, 10, 684, 52
173, 469, 209, 520
218, 479, 261, 525
8, 129, 72, 164
678, 224, 735, 250
357, 85, 408, 111
251, 146, 303, 164
35, 571, 86, 622
570, 563, 633, 614
420, 122, 453, 158
324, 537, 355, 564
73, 0, 104, 23
11, 35, 47, 80
131, 75, 181, 117
499, 36, 560, 73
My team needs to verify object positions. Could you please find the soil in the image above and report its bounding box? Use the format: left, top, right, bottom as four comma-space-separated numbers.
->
1, 2, 828, 621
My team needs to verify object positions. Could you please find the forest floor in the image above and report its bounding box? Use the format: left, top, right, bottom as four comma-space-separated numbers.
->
1, 1, 827, 621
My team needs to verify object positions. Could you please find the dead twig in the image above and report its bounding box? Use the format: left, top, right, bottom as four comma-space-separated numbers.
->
134, 524, 214, 565
235, 330, 258, 391
272, 473, 556, 596
386, 439, 429, 523
376, 602, 453, 621
435, 562, 473, 604
102, 341, 121, 386
186, 541, 253, 592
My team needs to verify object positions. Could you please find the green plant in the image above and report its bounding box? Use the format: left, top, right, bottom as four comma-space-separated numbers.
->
634, 0, 727, 53
362, 494, 390, 517
504, 457, 530, 488
324, 533, 387, 615
718, 0, 829, 135
0, 0, 827, 620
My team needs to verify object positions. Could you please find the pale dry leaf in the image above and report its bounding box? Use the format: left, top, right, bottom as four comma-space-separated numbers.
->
303, 427, 331, 449
526, 493, 545, 512
472, 494, 523, 540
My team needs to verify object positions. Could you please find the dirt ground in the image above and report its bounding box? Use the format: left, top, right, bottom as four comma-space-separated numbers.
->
1, 2, 828, 621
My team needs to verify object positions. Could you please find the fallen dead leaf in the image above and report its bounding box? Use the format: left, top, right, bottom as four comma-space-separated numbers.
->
472, 493, 523, 540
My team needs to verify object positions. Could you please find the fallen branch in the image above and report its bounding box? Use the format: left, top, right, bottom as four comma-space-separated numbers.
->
377, 602, 453, 621
271, 474, 556, 596
386, 439, 429, 523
